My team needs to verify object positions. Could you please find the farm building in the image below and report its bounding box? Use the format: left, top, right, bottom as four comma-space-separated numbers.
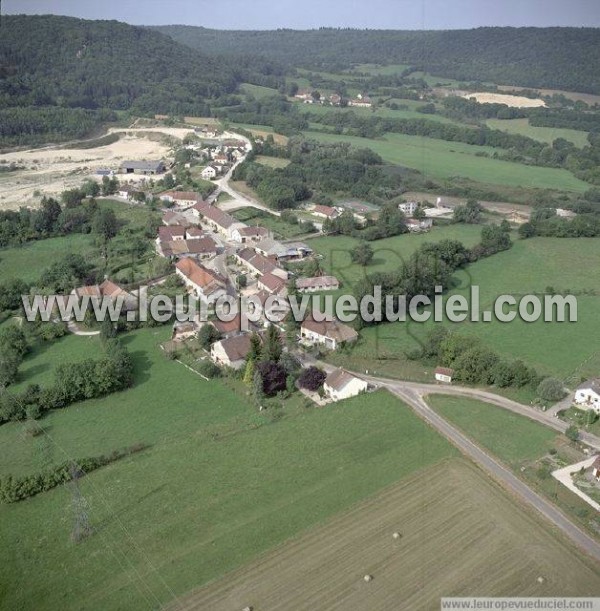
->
300, 317, 358, 350
435, 367, 454, 384
324, 369, 368, 401
406, 218, 433, 233
211, 334, 253, 370
296, 276, 340, 292
574, 379, 600, 413
119, 160, 165, 175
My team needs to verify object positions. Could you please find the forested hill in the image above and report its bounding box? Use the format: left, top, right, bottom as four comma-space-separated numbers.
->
153, 26, 600, 95
0, 15, 238, 115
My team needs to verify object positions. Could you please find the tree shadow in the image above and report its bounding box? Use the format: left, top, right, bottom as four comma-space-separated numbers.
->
130, 350, 152, 385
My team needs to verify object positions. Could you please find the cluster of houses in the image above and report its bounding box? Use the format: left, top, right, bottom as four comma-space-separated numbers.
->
294, 90, 373, 108
199, 140, 248, 181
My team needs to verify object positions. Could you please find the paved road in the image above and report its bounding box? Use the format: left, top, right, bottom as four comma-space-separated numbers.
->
208, 132, 281, 217
379, 382, 600, 563
296, 353, 600, 562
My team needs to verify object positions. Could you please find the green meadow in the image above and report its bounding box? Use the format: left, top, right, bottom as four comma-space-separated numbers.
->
487, 118, 590, 148
0, 326, 455, 610
304, 130, 589, 192
311, 235, 600, 383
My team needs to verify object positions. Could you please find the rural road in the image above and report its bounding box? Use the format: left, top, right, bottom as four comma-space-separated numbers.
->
381, 383, 600, 563
298, 354, 600, 562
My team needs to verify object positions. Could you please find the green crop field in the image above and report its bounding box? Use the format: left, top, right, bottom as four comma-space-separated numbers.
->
487, 118, 590, 148
304, 130, 590, 192
230, 207, 305, 239
0, 326, 456, 610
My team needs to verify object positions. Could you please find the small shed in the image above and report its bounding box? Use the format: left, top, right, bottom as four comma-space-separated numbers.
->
435, 367, 454, 384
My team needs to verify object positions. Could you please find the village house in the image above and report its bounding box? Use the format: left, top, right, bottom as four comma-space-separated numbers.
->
575, 379, 600, 413
117, 185, 137, 200
211, 334, 253, 370
294, 89, 316, 103
159, 191, 204, 207
435, 367, 454, 384
300, 317, 358, 350
208, 314, 258, 338
348, 94, 372, 108
158, 226, 186, 242
185, 227, 205, 240
175, 258, 227, 304
329, 94, 342, 106
235, 247, 278, 277
171, 321, 198, 342
398, 201, 419, 216
192, 202, 245, 239
162, 211, 189, 227
72, 279, 137, 311
231, 225, 270, 244
311, 204, 340, 220
296, 276, 340, 293
324, 368, 368, 401
406, 218, 433, 233
119, 160, 166, 175
201, 166, 218, 180
257, 272, 288, 296
159, 236, 218, 260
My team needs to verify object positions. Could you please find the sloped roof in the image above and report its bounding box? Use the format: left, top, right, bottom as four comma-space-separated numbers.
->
217, 334, 252, 362
296, 276, 339, 290
325, 368, 362, 392
577, 378, 600, 394
259, 272, 287, 294
159, 226, 186, 241
301, 317, 358, 343
176, 258, 225, 294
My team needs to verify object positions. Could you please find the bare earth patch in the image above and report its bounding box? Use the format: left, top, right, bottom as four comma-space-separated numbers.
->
170, 459, 600, 611
464, 92, 546, 108
0, 127, 197, 210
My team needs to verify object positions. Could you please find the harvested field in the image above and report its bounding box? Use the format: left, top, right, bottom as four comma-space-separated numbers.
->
171, 459, 600, 611
497, 85, 600, 107
464, 92, 546, 108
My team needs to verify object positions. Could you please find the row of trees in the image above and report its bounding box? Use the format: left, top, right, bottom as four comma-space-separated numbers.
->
412, 327, 540, 389
353, 224, 512, 328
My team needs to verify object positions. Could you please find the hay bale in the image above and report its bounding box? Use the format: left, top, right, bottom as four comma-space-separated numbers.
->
363, 574, 373, 583
537, 576, 545, 584
392, 532, 401, 540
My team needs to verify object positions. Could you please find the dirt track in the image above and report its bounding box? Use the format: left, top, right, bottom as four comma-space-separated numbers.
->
168, 460, 600, 611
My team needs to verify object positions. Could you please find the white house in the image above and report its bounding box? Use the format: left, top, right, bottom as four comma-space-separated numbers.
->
574, 379, 600, 413
324, 369, 368, 401
398, 201, 419, 216
231, 226, 269, 244
159, 191, 203, 207
296, 276, 340, 292
210, 334, 252, 370
435, 367, 454, 384
201, 166, 218, 180
406, 218, 433, 233
312, 204, 339, 220
300, 317, 358, 351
